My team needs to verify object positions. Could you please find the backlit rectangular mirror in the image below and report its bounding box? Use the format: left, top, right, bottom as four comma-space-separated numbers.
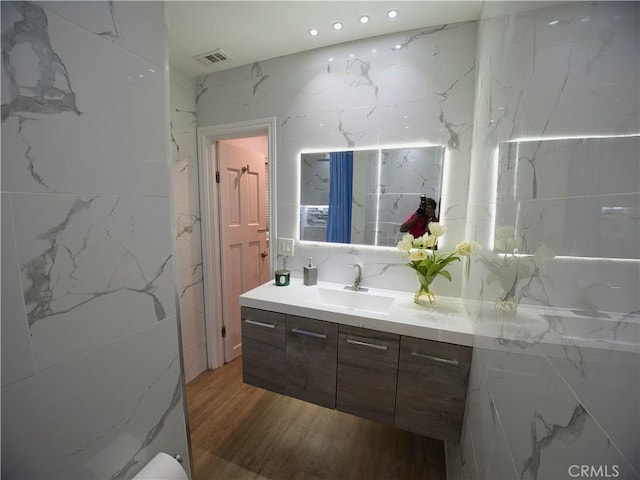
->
300, 145, 445, 247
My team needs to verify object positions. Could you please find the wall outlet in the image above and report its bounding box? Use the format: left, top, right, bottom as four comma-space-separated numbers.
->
277, 237, 295, 256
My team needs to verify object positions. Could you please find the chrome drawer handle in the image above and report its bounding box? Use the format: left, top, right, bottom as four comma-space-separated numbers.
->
346, 338, 388, 351
411, 352, 459, 366
244, 319, 276, 329
291, 328, 327, 339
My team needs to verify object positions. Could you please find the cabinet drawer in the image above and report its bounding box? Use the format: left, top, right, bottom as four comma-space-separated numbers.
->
337, 325, 399, 424
241, 307, 285, 344
286, 315, 338, 409
241, 307, 286, 394
395, 336, 472, 442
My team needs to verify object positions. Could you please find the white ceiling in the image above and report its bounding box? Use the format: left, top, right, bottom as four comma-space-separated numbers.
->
166, 1, 483, 78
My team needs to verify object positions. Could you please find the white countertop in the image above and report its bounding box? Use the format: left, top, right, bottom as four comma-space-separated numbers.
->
239, 278, 474, 347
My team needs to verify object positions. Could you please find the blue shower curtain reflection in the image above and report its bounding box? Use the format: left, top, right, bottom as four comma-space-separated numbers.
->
326, 151, 353, 243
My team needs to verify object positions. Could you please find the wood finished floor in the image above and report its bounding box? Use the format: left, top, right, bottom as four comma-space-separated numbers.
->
186, 357, 446, 480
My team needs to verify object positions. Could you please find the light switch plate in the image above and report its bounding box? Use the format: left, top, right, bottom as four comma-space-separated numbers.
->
277, 237, 295, 256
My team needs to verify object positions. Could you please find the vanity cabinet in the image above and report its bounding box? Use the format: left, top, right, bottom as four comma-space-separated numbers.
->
394, 336, 472, 442
241, 306, 472, 443
336, 325, 399, 424
240, 307, 286, 394
285, 315, 338, 409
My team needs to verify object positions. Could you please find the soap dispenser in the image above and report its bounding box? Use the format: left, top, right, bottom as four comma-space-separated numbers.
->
303, 257, 318, 286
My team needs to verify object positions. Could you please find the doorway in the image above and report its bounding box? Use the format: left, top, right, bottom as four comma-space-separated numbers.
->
198, 118, 277, 370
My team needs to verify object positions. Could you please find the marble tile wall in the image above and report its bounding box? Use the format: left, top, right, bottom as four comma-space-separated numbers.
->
1, 2, 190, 478
197, 21, 478, 297
452, 2, 639, 479
170, 67, 207, 383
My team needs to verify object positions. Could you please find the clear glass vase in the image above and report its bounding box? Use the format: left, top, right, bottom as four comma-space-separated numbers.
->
414, 285, 435, 305
495, 292, 517, 315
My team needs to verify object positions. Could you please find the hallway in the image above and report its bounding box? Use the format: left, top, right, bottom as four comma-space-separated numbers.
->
186, 357, 446, 480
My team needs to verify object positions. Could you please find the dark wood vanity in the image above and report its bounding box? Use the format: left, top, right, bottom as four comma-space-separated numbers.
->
241, 306, 472, 442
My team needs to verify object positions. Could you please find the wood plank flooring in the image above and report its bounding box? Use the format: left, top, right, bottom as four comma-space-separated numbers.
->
186, 357, 446, 480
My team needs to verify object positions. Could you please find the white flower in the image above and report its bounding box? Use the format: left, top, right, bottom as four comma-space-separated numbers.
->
396, 233, 414, 252
409, 249, 428, 261
455, 240, 472, 256
534, 245, 555, 266
413, 233, 430, 249
402, 233, 414, 243
426, 235, 438, 248
429, 222, 446, 237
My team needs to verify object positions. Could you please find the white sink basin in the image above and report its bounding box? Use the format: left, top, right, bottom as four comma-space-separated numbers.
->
317, 287, 396, 314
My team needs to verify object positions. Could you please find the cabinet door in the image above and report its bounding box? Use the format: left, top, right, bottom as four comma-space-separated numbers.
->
336, 325, 399, 424
395, 336, 472, 442
285, 315, 338, 409
241, 307, 286, 394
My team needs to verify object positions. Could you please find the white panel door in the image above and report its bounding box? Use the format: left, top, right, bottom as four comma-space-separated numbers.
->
219, 141, 268, 363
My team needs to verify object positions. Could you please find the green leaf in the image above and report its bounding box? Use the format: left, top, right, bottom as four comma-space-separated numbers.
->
438, 269, 452, 282
427, 263, 442, 277
439, 256, 461, 267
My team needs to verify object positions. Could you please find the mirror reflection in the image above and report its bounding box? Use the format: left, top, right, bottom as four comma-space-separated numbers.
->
495, 136, 639, 259
300, 146, 445, 247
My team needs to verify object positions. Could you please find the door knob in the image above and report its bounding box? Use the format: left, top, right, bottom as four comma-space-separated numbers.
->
261, 251, 269, 258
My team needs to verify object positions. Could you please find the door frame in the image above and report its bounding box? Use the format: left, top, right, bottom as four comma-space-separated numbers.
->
197, 117, 277, 370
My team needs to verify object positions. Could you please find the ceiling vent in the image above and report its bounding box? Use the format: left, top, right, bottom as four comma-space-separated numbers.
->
193, 48, 230, 65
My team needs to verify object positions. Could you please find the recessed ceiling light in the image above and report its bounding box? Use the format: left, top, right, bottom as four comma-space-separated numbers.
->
549, 19, 559, 25
309, 28, 319, 36
359, 15, 370, 24
333, 22, 343, 30
387, 10, 399, 19
394, 44, 402, 50
371, 48, 378, 53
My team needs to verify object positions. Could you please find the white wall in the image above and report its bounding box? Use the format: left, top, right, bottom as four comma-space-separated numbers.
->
196, 21, 478, 297
171, 66, 207, 383
451, 2, 639, 479
1, 2, 190, 478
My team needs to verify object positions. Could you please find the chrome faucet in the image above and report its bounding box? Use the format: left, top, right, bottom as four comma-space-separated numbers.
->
347, 264, 367, 292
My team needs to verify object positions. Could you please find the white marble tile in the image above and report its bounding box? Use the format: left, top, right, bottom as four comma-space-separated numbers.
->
11, 193, 176, 370
170, 65, 206, 382
498, 137, 639, 203
459, 3, 640, 477
195, 73, 253, 127
178, 284, 207, 384
364, 99, 445, 144
1, 3, 168, 196
510, 193, 639, 259
1, 317, 189, 480
254, 62, 333, 120
530, 361, 634, 479
539, 342, 639, 473
197, 21, 476, 297
35, 1, 166, 68
463, 349, 494, 479
1, 193, 36, 386
170, 70, 197, 173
